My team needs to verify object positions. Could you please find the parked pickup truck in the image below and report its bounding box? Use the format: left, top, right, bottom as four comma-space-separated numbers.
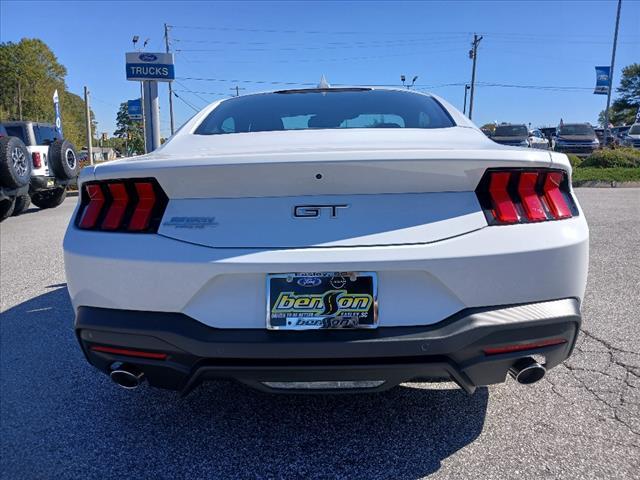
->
1, 121, 79, 212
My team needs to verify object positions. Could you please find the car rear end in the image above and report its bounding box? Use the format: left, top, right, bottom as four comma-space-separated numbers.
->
491, 124, 530, 148
64, 89, 588, 395
554, 123, 599, 156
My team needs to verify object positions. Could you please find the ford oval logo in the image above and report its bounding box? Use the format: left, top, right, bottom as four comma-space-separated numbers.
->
297, 277, 322, 287
139, 53, 158, 62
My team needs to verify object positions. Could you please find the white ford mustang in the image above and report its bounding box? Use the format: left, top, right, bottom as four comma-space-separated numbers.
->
64, 87, 589, 395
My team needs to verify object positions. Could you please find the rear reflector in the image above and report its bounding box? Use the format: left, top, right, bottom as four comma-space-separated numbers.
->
483, 338, 567, 356
76, 178, 167, 233
32, 152, 42, 168
90, 345, 167, 360
476, 169, 577, 225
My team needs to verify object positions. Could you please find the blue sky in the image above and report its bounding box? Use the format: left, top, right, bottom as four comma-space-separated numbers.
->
1, 0, 638, 136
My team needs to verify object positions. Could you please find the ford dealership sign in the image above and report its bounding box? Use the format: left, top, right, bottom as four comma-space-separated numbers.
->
126, 52, 175, 81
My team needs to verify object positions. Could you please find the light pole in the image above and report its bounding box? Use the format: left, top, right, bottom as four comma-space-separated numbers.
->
603, 0, 622, 147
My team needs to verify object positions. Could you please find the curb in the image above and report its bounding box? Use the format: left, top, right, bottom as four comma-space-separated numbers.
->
573, 181, 640, 188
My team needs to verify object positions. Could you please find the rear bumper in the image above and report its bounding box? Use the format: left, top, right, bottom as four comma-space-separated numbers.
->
76, 298, 581, 394
553, 144, 596, 155
30, 175, 70, 192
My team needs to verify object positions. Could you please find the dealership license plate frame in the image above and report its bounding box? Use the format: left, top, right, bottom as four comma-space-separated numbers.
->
266, 272, 378, 330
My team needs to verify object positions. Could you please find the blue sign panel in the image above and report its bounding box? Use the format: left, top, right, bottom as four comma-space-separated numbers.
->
125, 52, 175, 82
127, 98, 142, 120
53, 89, 63, 137
594, 66, 611, 95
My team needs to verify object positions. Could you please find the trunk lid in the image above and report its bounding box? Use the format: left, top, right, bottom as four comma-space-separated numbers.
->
92, 128, 553, 249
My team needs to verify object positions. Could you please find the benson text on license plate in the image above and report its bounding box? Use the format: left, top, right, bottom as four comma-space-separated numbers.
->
267, 272, 377, 330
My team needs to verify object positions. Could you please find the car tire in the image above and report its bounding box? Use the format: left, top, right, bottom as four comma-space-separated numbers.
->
48, 139, 79, 180
0, 196, 15, 222
31, 187, 67, 209
0, 136, 32, 188
12, 194, 31, 216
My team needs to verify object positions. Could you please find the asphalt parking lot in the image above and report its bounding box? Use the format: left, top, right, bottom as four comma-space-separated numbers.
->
1, 188, 639, 480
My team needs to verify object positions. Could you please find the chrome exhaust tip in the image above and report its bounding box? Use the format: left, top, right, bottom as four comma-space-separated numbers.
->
110, 365, 145, 389
509, 357, 546, 385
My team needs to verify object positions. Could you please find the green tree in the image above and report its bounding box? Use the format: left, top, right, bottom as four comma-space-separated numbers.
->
114, 102, 144, 155
0, 38, 95, 148
599, 63, 640, 126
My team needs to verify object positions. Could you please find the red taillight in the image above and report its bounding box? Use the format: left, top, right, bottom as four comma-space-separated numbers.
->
32, 152, 42, 168
543, 172, 572, 219
78, 184, 105, 229
90, 345, 167, 360
517, 172, 547, 221
488, 171, 519, 223
483, 338, 567, 356
476, 169, 576, 225
76, 178, 167, 233
128, 182, 156, 231
101, 183, 129, 230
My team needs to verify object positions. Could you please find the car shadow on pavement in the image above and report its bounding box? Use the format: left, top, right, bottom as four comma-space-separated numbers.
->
1, 286, 488, 480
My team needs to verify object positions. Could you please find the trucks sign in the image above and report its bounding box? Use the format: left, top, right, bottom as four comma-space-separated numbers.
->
125, 52, 175, 81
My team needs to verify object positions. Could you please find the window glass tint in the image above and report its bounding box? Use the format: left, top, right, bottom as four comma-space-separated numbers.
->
629, 124, 640, 135
558, 124, 594, 136
494, 125, 528, 137
34, 125, 60, 145
195, 89, 455, 135
4, 126, 28, 143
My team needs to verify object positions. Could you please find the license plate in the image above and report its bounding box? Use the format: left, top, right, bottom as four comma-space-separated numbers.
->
267, 272, 378, 330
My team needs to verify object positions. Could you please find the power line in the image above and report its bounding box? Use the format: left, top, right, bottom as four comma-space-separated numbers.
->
178, 47, 462, 64
172, 91, 200, 112
176, 76, 594, 91
168, 24, 472, 36
172, 37, 468, 50
168, 24, 638, 40
173, 80, 216, 103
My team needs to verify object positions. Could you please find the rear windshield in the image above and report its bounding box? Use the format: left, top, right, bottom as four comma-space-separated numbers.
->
195, 89, 455, 135
558, 124, 594, 136
4, 125, 28, 143
629, 124, 640, 135
34, 125, 61, 145
494, 125, 528, 137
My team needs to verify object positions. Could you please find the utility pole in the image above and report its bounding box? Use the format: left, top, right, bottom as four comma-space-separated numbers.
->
83, 86, 94, 166
164, 23, 175, 135
463, 84, 470, 115
468, 33, 483, 120
603, 0, 622, 147
17, 80, 23, 120
140, 82, 146, 153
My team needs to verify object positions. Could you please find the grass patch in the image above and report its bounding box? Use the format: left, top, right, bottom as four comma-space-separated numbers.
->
572, 167, 640, 184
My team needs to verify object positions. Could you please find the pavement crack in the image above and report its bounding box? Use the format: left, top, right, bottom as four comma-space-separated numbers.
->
554, 328, 640, 438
